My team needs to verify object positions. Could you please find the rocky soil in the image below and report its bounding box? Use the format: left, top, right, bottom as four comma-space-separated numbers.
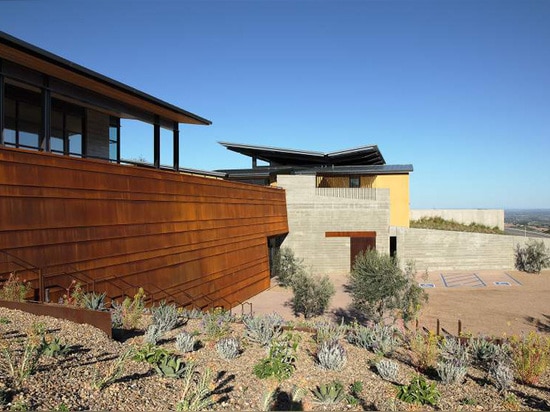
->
0, 307, 549, 411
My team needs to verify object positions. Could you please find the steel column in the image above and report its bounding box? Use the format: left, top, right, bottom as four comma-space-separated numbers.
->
173, 121, 179, 171
154, 115, 160, 169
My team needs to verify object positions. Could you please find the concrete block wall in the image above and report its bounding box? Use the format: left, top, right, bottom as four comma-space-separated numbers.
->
396, 227, 550, 271
410, 209, 505, 230
278, 175, 390, 274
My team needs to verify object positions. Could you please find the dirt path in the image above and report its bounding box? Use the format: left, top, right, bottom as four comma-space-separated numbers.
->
246, 269, 550, 337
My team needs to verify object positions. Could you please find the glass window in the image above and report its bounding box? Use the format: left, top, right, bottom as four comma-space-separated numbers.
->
109, 117, 119, 162
3, 83, 41, 150
350, 176, 360, 188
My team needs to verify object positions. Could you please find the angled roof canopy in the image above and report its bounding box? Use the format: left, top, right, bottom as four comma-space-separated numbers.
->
0, 31, 211, 126
219, 141, 385, 167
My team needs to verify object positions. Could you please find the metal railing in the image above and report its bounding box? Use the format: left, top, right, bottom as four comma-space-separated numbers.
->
1, 249, 253, 314
315, 187, 379, 200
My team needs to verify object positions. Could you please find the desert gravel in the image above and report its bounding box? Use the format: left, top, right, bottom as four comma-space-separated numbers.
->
1, 307, 549, 411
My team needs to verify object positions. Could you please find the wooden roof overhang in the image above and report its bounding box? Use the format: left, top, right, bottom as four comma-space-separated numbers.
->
0, 31, 211, 127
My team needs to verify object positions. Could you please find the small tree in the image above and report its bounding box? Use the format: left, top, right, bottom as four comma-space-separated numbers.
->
291, 271, 335, 318
515, 240, 550, 274
349, 249, 427, 324
272, 247, 304, 287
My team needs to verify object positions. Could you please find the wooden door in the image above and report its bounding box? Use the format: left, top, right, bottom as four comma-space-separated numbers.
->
350, 236, 376, 270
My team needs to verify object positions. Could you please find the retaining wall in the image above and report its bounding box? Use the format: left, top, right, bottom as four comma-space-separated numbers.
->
410, 209, 505, 230
396, 227, 550, 271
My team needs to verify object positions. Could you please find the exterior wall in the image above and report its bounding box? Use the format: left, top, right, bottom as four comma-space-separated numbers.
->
371, 174, 410, 228
86, 109, 110, 159
410, 209, 505, 231
278, 175, 390, 275
395, 227, 550, 271
0, 147, 288, 307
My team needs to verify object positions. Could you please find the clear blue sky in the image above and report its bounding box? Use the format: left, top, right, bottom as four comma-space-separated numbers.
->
1, 0, 549, 209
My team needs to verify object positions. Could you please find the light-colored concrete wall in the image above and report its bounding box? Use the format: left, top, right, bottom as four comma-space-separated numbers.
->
278, 175, 390, 274
396, 227, 550, 270
410, 209, 504, 231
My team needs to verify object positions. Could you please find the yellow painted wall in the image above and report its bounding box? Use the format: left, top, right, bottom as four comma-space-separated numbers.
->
370, 174, 410, 227
315, 173, 410, 227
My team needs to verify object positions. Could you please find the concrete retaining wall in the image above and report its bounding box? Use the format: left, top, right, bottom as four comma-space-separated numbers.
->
410, 209, 505, 230
396, 227, 550, 271
278, 175, 390, 274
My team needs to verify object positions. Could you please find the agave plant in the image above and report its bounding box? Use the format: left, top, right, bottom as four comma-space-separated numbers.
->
81, 292, 107, 311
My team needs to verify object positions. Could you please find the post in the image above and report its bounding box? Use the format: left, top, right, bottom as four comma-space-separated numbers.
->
38, 269, 44, 303
436, 319, 440, 337
153, 115, 160, 169
173, 121, 179, 171
458, 319, 462, 336
40, 78, 51, 152
0, 59, 4, 145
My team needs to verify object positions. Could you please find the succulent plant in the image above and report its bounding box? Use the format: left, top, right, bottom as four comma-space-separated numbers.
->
151, 301, 179, 333
216, 337, 241, 360
375, 358, 399, 382
242, 313, 284, 346
176, 331, 197, 353
317, 340, 346, 371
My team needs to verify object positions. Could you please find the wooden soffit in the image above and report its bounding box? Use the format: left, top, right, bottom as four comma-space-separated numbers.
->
0, 41, 210, 126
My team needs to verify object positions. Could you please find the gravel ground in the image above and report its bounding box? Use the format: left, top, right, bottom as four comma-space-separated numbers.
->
1, 307, 549, 411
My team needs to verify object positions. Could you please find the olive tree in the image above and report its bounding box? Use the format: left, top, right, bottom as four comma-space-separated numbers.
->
349, 249, 427, 324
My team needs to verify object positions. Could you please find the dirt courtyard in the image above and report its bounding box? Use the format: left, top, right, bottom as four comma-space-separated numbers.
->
245, 269, 550, 338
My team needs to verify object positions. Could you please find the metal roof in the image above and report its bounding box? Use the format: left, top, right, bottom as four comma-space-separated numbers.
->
0, 31, 211, 126
217, 164, 413, 178
219, 141, 385, 166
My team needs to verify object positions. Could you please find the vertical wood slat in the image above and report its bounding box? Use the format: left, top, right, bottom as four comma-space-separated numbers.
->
0, 147, 289, 307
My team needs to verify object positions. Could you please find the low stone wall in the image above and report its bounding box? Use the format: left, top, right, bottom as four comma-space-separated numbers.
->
396, 227, 550, 271
410, 209, 505, 230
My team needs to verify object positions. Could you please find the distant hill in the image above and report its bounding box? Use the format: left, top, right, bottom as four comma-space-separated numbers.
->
505, 209, 550, 237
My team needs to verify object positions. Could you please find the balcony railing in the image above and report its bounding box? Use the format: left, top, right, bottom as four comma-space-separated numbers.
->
315, 187, 379, 200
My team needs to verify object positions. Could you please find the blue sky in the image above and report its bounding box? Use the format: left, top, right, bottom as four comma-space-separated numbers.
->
1, 0, 549, 209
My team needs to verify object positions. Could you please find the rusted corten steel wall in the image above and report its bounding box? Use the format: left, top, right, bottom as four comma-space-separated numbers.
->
0, 147, 288, 307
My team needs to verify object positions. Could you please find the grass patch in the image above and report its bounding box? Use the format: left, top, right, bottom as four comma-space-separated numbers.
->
410, 217, 503, 234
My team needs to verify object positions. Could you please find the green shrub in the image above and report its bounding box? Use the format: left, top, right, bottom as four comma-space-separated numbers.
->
290, 271, 335, 319
111, 288, 146, 329
397, 375, 440, 406
132, 344, 170, 364
515, 240, 550, 273
0, 273, 31, 302
272, 247, 304, 287
253, 333, 299, 381
408, 331, 441, 372
349, 250, 427, 323
201, 308, 233, 340
510, 331, 550, 384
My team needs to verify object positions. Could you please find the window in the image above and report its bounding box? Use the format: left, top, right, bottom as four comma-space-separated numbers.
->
3, 83, 41, 151
349, 176, 360, 188
51, 98, 84, 157
109, 117, 120, 162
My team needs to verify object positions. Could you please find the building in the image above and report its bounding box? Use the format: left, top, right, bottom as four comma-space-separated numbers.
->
0, 31, 288, 308
218, 142, 413, 273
